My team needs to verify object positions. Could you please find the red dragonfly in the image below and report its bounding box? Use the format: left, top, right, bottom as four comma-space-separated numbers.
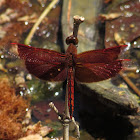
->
11, 36, 126, 118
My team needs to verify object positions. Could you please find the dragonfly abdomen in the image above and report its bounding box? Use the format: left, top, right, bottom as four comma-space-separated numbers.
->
68, 66, 75, 118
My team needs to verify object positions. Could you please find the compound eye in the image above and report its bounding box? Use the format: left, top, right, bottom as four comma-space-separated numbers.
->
66, 35, 78, 45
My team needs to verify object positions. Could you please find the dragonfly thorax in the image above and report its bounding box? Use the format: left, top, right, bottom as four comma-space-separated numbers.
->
66, 44, 77, 67
66, 53, 75, 67
66, 43, 77, 55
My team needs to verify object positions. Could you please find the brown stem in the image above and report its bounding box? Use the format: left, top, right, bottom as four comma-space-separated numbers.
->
73, 15, 84, 38
67, 0, 72, 24
119, 71, 140, 96
63, 15, 84, 140
24, 0, 59, 45
50, 15, 84, 140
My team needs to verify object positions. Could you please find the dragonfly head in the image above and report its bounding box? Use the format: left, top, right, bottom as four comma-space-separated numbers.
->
66, 35, 78, 46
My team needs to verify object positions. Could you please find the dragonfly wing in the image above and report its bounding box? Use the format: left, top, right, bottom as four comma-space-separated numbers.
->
75, 45, 126, 82
25, 62, 67, 81
76, 45, 126, 63
75, 60, 123, 82
15, 43, 67, 81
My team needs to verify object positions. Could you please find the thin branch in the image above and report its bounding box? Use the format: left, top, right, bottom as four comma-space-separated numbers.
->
65, 81, 70, 117
24, 0, 59, 45
49, 102, 59, 114
119, 71, 140, 96
49, 15, 84, 140
63, 81, 70, 140
73, 15, 84, 38
67, 0, 72, 24
49, 101, 71, 140
72, 117, 80, 138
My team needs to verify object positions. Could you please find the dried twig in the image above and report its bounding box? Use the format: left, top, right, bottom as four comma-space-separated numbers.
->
49, 102, 59, 115
72, 117, 80, 138
24, 0, 59, 45
119, 71, 140, 96
49, 101, 71, 140
49, 15, 84, 140
67, 0, 72, 24
99, 13, 122, 22
73, 15, 84, 38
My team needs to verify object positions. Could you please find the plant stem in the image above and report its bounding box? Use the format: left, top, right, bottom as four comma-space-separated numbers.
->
49, 15, 85, 140
119, 71, 140, 96
63, 15, 84, 140
24, 0, 59, 45
63, 80, 70, 140
73, 15, 84, 38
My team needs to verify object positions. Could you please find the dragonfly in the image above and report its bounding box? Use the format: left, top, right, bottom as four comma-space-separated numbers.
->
11, 35, 127, 118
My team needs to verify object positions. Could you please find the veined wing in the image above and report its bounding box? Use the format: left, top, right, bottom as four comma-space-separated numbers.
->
12, 43, 67, 81
75, 60, 123, 82
75, 46, 126, 82
75, 45, 126, 64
